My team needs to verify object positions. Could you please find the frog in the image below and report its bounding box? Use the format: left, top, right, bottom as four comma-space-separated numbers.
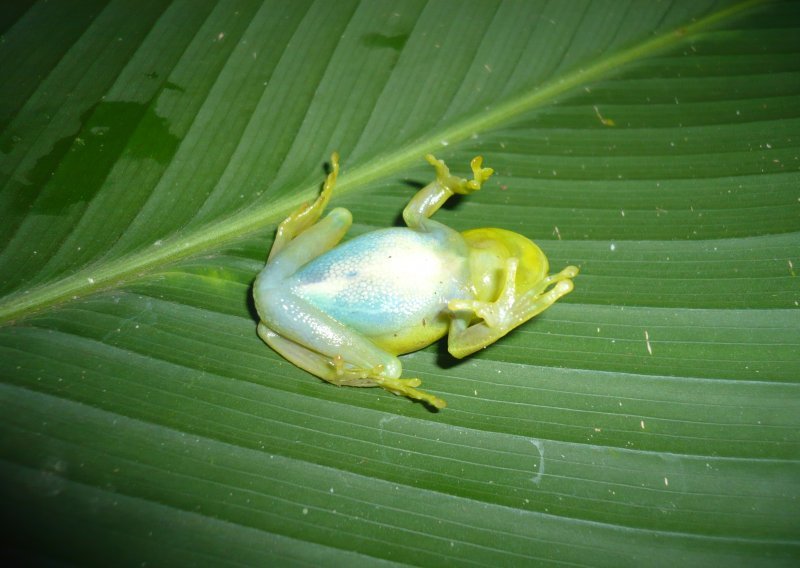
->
253, 153, 578, 409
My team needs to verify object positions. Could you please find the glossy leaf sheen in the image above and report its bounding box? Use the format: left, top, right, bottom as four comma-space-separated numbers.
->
1, 0, 799, 565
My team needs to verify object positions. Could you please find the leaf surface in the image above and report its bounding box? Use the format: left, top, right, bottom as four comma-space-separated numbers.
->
1, 0, 798, 565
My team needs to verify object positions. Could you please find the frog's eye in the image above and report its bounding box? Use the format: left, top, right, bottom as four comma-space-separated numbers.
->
463, 228, 549, 302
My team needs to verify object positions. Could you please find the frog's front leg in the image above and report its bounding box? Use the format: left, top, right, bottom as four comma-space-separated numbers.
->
447, 260, 579, 359
402, 154, 494, 230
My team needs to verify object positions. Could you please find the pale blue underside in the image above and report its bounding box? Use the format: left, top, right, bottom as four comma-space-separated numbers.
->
289, 227, 470, 336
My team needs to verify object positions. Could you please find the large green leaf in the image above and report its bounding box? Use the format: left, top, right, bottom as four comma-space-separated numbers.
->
1, 0, 798, 564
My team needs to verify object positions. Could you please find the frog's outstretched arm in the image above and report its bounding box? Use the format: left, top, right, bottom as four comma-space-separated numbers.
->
402, 155, 493, 230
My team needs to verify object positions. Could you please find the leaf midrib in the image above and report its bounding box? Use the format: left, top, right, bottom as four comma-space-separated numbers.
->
0, 0, 766, 325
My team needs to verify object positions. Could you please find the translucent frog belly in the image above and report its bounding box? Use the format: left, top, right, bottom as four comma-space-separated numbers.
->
288, 227, 470, 339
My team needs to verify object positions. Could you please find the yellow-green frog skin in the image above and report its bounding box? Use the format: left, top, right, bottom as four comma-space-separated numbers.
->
254, 154, 578, 409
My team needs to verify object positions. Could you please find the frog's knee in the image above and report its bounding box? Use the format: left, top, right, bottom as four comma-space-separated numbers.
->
252, 285, 280, 324
326, 207, 352, 227
379, 357, 402, 379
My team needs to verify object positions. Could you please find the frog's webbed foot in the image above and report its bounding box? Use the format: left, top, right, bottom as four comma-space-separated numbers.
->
372, 377, 447, 409
425, 154, 494, 195
450, 258, 522, 329
331, 357, 446, 409
450, 259, 578, 326
448, 260, 578, 357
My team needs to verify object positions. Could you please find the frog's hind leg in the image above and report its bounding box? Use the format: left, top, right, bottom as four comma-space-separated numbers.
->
257, 206, 352, 286
258, 323, 375, 387
258, 323, 446, 409
268, 152, 340, 261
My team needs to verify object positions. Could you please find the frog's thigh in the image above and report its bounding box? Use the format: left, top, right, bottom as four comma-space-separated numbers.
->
258, 292, 403, 379
259, 321, 447, 408
258, 323, 377, 387
262, 207, 352, 284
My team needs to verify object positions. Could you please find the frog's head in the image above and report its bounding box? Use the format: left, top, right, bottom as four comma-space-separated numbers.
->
462, 227, 552, 303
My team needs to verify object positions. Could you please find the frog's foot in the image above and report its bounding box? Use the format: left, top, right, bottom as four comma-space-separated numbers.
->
331, 358, 446, 409
511, 265, 579, 321
374, 377, 447, 409
449, 260, 579, 331
536, 266, 579, 293
425, 154, 494, 195
449, 257, 521, 329
300, 151, 340, 218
